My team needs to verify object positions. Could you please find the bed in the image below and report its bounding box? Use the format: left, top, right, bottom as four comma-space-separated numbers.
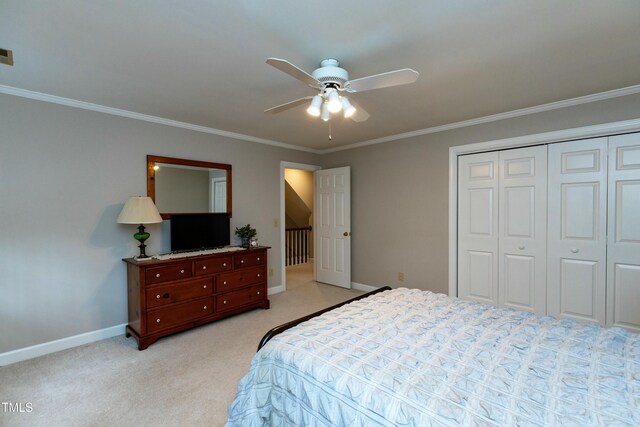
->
226, 288, 640, 426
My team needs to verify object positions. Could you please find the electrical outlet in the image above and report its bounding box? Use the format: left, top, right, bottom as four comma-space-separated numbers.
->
398, 272, 405, 282
268, 268, 274, 277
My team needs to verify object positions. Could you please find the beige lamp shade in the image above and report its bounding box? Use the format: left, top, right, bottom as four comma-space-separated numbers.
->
117, 196, 163, 224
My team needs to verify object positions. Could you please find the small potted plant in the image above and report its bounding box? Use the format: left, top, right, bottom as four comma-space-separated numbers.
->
235, 224, 257, 248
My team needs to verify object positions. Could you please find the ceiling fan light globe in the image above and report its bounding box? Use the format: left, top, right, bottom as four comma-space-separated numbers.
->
321, 103, 331, 122
327, 89, 342, 113
341, 97, 356, 118
306, 95, 322, 116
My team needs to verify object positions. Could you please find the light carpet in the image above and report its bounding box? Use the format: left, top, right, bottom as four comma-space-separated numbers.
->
0, 263, 362, 426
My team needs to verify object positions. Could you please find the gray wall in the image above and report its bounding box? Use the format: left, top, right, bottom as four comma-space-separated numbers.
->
321, 93, 640, 294
0, 93, 319, 353
2, 90, 640, 355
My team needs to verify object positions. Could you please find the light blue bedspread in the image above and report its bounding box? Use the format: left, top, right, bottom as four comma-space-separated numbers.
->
226, 288, 640, 426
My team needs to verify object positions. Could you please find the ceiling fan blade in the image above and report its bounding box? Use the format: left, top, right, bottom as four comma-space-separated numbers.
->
266, 58, 321, 88
345, 68, 419, 92
348, 99, 370, 122
264, 96, 313, 114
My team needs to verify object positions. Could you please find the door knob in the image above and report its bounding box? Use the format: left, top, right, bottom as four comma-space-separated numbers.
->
343, 232, 351, 237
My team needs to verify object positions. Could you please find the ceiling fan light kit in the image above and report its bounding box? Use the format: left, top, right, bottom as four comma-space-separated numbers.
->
306, 95, 322, 116
321, 102, 331, 122
265, 57, 419, 124
341, 98, 356, 118
326, 88, 342, 113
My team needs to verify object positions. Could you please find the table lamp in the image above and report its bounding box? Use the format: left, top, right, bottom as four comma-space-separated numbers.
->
117, 196, 163, 260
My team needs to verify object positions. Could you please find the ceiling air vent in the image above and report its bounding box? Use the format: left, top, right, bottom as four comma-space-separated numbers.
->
0, 48, 14, 66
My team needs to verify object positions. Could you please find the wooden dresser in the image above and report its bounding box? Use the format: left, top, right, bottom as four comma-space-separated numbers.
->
123, 247, 270, 350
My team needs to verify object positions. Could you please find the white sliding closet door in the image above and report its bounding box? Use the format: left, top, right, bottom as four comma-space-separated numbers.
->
457, 152, 499, 305
498, 146, 547, 315
606, 134, 640, 332
547, 138, 607, 325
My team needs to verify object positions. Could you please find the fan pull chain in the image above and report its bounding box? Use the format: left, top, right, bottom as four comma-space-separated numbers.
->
328, 121, 332, 141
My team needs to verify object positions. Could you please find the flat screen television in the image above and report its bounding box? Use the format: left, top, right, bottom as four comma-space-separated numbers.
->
170, 213, 230, 252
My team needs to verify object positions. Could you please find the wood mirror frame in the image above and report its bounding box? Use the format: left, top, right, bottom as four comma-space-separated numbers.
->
147, 155, 232, 219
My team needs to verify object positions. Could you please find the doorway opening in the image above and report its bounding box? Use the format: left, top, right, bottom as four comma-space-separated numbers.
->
280, 162, 321, 292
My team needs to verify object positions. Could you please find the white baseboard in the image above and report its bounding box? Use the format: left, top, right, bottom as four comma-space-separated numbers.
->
268, 284, 285, 295
0, 323, 126, 367
0, 282, 374, 366
351, 282, 380, 293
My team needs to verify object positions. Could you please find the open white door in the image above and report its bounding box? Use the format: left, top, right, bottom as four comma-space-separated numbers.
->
315, 167, 351, 288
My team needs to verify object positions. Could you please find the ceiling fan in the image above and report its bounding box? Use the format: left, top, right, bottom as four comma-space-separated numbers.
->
264, 58, 419, 123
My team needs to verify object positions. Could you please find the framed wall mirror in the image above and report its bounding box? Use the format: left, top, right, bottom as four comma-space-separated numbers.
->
147, 155, 232, 219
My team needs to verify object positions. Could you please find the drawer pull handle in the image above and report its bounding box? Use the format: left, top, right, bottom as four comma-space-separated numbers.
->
202, 266, 207, 270
257, 257, 260, 261
203, 285, 207, 289
241, 260, 244, 264
156, 294, 161, 299
156, 319, 161, 323
223, 300, 227, 304
570, 248, 580, 253
257, 274, 260, 278
155, 273, 161, 278
203, 306, 207, 310
518, 245, 525, 250
257, 291, 260, 295
223, 281, 227, 285
163, 293, 169, 299
223, 263, 227, 267
180, 269, 184, 274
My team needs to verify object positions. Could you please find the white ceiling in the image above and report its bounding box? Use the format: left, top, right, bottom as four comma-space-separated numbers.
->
2, 1, 640, 151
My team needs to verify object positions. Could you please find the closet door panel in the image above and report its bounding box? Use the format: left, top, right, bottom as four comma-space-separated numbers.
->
498, 146, 547, 314
466, 251, 495, 301
547, 138, 607, 325
458, 152, 499, 305
607, 134, 640, 332
560, 259, 598, 319
503, 254, 535, 308
611, 264, 640, 330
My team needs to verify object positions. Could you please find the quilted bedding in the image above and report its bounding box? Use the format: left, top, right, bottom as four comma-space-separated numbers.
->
226, 288, 640, 426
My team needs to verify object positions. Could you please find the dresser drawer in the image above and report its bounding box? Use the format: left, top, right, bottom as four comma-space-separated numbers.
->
145, 278, 213, 309
194, 256, 232, 276
234, 251, 265, 269
216, 266, 265, 292
147, 297, 213, 333
145, 262, 192, 285
217, 285, 265, 312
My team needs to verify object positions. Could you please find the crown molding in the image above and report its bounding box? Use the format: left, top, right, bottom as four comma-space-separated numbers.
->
0, 85, 322, 154
2, 83, 639, 155
320, 84, 640, 154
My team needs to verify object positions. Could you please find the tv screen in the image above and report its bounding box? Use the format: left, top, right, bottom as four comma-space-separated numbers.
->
170, 213, 230, 252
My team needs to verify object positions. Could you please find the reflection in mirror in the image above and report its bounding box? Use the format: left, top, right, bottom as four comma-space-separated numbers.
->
147, 155, 232, 218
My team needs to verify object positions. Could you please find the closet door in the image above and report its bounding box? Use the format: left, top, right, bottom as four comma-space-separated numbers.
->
458, 152, 499, 305
498, 146, 547, 315
547, 138, 607, 325
607, 133, 640, 332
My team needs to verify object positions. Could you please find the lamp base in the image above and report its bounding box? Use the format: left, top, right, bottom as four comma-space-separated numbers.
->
134, 224, 151, 259
134, 255, 153, 261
